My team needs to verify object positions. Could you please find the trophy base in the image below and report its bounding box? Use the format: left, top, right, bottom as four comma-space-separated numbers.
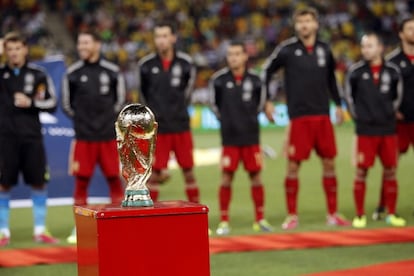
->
122, 199, 154, 207
122, 189, 154, 207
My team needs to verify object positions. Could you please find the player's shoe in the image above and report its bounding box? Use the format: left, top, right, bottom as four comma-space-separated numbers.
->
326, 213, 351, 226
0, 233, 10, 247
352, 215, 367, 228
372, 206, 386, 221
216, 221, 230, 236
66, 228, 77, 244
281, 215, 298, 230
253, 219, 274, 232
385, 214, 406, 227
34, 230, 60, 244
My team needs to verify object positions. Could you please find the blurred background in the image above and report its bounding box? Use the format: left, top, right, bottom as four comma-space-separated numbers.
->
2, 0, 413, 103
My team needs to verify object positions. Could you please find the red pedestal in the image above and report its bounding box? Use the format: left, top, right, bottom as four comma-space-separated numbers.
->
75, 200, 210, 276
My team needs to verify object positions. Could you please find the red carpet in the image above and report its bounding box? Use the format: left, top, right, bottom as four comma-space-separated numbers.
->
306, 259, 414, 276
0, 246, 77, 267
0, 227, 413, 268
209, 226, 414, 254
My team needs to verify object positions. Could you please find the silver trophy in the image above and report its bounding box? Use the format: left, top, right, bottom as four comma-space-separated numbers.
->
115, 104, 158, 207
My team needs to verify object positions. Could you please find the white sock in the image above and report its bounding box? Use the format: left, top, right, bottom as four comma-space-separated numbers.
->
0, 227, 10, 238
34, 225, 46, 236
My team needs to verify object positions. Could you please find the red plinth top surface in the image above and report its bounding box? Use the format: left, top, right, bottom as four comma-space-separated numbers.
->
74, 200, 209, 219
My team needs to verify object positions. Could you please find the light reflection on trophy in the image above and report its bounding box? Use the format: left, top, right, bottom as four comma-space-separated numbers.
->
115, 104, 158, 207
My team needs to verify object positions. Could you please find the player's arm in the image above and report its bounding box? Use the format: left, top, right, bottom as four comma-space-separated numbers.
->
114, 72, 126, 113
392, 65, 403, 113
344, 68, 357, 120
137, 60, 148, 105
184, 60, 196, 106
32, 72, 57, 112
264, 101, 275, 123
208, 75, 221, 120
327, 50, 344, 125
261, 45, 285, 123
385, 59, 404, 119
61, 72, 75, 117
257, 78, 267, 115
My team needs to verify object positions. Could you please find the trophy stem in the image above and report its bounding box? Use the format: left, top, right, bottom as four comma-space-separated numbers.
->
122, 189, 153, 207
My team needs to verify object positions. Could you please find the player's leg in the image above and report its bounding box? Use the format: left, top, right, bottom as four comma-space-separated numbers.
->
174, 131, 200, 203
215, 146, 238, 235
353, 167, 368, 228
106, 175, 124, 204
99, 140, 124, 204
282, 118, 311, 230
22, 140, 59, 244
321, 157, 350, 226
29, 184, 59, 244
381, 166, 406, 226
0, 184, 12, 246
216, 170, 234, 235
321, 157, 337, 215
380, 136, 406, 227
148, 171, 161, 201
372, 174, 386, 221
352, 136, 376, 228
282, 160, 300, 230
69, 140, 97, 205
243, 145, 273, 232
67, 140, 96, 243
249, 172, 274, 232
315, 116, 350, 226
374, 123, 410, 220
73, 176, 90, 205
148, 133, 171, 201
0, 137, 19, 246
182, 168, 199, 203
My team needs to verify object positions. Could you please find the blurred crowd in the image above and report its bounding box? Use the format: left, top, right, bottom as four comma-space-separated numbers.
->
2, 0, 414, 102
0, 0, 57, 59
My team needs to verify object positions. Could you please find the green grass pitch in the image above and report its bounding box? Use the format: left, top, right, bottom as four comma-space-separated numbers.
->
2, 125, 414, 275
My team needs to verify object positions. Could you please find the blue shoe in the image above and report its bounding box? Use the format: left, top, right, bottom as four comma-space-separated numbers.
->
385, 214, 406, 227
216, 221, 230, 236
253, 219, 274, 232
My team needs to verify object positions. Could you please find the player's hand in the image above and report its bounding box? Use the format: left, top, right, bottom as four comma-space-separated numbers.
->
14, 92, 32, 108
335, 106, 344, 125
264, 101, 275, 123
396, 111, 404, 121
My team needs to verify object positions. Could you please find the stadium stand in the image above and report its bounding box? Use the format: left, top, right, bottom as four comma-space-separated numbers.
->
3, 0, 414, 102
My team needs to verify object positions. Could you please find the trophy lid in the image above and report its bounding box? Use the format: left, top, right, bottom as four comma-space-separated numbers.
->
116, 104, 157, 137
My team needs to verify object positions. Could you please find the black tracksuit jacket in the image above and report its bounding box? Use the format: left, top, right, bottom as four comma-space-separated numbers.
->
62, 59, 126, 141
262, 37, 341, 119
0, 62, 56, 139
387, 48, 414, 123
137, 51, 195, 134
344, 60, 402, 135
209, 68, 265, 146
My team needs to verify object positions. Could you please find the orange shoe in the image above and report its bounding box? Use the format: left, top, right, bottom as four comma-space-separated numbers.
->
34, 230, 60, 244
327, 213, 351, 226
282, 215, 299, 230
0, 233, 10, 247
